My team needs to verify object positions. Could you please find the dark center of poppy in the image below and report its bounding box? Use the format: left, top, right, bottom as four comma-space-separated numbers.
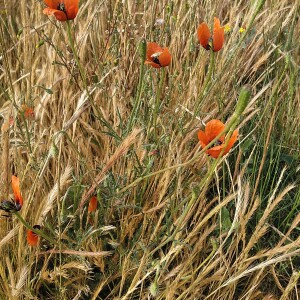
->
58, 3, 67, 13
14, 200, 22, 211
208, 139, 223, 149
206, 37, 213, 50
152, 56, 162, 67
0, 200, 21, 213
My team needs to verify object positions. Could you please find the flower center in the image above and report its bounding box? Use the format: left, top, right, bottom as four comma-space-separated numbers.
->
207, 37, 213, 50
58, 3, 66, 13
0, 199, 21, 213
151, 52, 162, 67
208, 139, 223, 149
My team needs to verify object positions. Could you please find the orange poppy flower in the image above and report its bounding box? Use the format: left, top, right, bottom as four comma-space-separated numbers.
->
145, 42, 171, 68
43, 0, 79, 21
197, 17, 225, 52
12, 175, 23, 209
88, 196, 98, 213
0, 175, 23, 212
198, 119, 238, 158
23, 106, 35, 120
19, 105, 35, 120
27, 225, 41, 247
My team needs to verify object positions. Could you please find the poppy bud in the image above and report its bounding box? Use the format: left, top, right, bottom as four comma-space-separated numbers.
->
139, 39, 147, 62
234, 86, 251, 117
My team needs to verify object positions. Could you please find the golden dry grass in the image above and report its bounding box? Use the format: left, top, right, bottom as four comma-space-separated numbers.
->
0, 0, 299, 299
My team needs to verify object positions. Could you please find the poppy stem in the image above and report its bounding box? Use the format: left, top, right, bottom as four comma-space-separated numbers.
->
222, 161, 226, 200
19, 112, 33, 153
153, 68, 165, 140
205, 50, 215, 90
66, 21, 86, 87
13, 211, 57, 246
127, 39, 146, 132
194, 50, 215, 115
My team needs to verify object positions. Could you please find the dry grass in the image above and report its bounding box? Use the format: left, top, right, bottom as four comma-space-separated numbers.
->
0, 0, 299, 299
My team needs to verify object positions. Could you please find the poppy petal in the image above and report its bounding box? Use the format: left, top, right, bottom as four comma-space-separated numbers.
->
11, 175, 23, 207
198, 130, 209, 149
197, 22, 211, 50
199, 119, 238, 159
213, 17, 224, 52
27, 230, 39, 246
43, 8, 68, 21
146, 42, 163, 61
88, 196, 98, 213
205, 119, 225, 142
145, 43, 171, 68
206, 129, 238, 158
207, 145, 224, 158
44, 0, 61, 8
63, 0, 79, 20
224, 129, 238, 154
27, 225, 40, 246
158, 48, 172, 67
23, 106, 35, 119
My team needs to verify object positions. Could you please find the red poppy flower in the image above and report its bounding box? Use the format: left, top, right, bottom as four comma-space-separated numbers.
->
27, 225, 41, 247
43, 0, 79, 21
19, 105, 35, 120
23, 106, 35, 120
197, 17, 224, 52
0, 175, 23, 213
198, 119, 238, 158
145, 42, 171, 68
88, 196, 98, 213
11, 175, 23, 209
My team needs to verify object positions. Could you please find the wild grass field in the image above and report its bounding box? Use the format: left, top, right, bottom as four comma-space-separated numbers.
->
0, 0, 299, 299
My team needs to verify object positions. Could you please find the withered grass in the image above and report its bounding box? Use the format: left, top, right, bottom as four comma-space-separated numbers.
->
0, 0, 299, 299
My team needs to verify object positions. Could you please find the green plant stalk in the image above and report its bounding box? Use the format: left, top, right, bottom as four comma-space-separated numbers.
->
194, 50, 215, 115
56, 139, 63, 289
14, 211, 57, 245
66, 21, 86, 88
153, 68, 165, 140
16, 114, 32, 154
222, 161, 226, 200
127, 39, 147, 132
20, 112, 32, 153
